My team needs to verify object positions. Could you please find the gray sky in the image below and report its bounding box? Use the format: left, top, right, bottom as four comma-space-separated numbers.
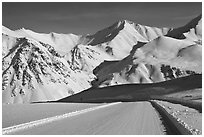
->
2, 2, 202, 35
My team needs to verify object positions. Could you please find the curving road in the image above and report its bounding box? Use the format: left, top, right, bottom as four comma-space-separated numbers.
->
8, 102, 166, 135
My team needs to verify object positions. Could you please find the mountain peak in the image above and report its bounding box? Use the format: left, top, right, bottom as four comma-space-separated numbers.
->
166, 14, 202, 39
123, 19, 135, 24
114, 19, 137, 28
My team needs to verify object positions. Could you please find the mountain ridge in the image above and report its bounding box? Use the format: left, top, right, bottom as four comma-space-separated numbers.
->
2, 14, 202, 103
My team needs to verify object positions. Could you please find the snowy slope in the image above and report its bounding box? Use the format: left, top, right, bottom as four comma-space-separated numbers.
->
2, 35, 92, 103
92, 37, 201, 87
2, 26, 80, 55
2, 14, 202, 103
81, 20, 170, 59
92, 15, 202, 87
66, 20, 170, 75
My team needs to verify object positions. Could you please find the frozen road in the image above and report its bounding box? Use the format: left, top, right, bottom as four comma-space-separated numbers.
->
6, 102, 166, 135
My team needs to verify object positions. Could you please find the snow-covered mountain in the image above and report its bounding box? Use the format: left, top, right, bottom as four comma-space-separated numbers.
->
2, 14, 202, 103
2, 26, 80, 55
66, 20, 170, 74
92, 15, 202, 87
166, 14, 202, 41
81, 20, 170, 59
92, 36, 201, 87
2, 34, 94, 103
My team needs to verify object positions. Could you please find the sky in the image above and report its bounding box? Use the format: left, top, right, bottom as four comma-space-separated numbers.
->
2, 2, 202, 35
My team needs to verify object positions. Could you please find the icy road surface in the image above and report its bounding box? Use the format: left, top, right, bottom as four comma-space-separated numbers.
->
7, 102, 166, 135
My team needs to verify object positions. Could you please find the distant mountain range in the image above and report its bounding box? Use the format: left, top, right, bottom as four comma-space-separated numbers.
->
2, 14, 202, 103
